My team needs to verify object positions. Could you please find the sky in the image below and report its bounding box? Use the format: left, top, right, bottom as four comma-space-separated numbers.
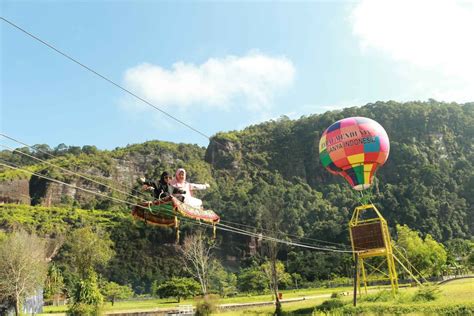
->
1, 0, 473, 150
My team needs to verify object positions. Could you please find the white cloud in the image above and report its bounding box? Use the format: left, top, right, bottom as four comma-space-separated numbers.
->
122, 52, 295, 112
351, 0, 474, 102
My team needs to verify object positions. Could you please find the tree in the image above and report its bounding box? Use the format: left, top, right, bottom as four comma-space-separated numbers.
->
156, 277, 200, 302
291, 273, 303, 289
32, 144, 52, 159
209, 260, 237, 297
237, 264, 268, 293
259, 185, 285, 315
445, 239, 474, 272
54, 143, 69, 155
265, 241, 282, 313
61, 227, 115, 278
396, 224, 447, 277
180, 232, 215, 295
101, 281, 134, 306
261, 260, 292, 291
82, 145, 98, 155
67, 146, 82, 155
44, 264, 65, 306
1, 101, 473, 298
68, 269, 103, 316
0, 230, 48, 316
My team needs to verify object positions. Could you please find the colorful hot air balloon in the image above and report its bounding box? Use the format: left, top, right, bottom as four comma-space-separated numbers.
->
319, 117, 389, 190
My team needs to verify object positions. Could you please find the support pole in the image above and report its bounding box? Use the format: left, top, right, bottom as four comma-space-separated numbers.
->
360, 258, 368, 295
175, 216, 180, 244
353, 252, 359, 307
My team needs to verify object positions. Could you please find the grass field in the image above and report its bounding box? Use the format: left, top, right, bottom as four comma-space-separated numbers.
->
336, 278, 474, 315
40, 287, 349, 315
40, 279, 473, 315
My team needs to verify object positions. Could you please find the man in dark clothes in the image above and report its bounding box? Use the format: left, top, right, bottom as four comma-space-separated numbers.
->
140, 171, 185, 202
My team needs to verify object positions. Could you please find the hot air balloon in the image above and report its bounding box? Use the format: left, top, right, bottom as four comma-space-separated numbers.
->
319, 117, 389, 190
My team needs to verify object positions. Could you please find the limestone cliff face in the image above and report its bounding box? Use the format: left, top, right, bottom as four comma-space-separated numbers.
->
28, 157, 156, 207
0, 179, 30, 204
205, 136, 242, 171
0, 147, 196, 207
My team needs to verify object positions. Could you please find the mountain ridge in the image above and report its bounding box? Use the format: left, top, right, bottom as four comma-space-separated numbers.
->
1, 100, 472, 241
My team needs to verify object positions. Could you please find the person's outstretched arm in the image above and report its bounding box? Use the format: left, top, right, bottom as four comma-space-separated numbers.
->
189, 182, 210, 190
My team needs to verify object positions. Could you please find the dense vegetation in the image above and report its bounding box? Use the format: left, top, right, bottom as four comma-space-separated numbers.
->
0, 100, 472, 303
207, 100, 473, 241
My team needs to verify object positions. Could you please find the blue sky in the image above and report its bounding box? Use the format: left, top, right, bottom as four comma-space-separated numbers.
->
2, 1, 473, 149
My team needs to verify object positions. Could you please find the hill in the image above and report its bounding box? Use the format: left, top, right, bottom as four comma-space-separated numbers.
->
1, 100, 472, 292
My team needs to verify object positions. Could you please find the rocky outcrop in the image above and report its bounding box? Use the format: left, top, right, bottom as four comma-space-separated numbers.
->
0, 179, 30, 204
205, 135, 242, 171
0, 144, 203, 207
27, 162, 143, 207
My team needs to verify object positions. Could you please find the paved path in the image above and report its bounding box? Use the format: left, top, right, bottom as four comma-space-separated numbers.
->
218, 292, 347, 310
41, 292, 352, 315
105, 292, 351, 315
438, 275, 474, 285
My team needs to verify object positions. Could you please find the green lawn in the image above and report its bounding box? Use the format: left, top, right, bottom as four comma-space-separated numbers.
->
333, 278, 474, 315
40, 287, 349, 315
437, 278, 474, 304
40, 279, 473, 315
214, 279, 474, 315
214, 296, 330, 316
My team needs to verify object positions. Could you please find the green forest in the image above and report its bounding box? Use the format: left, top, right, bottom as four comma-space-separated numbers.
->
0, 100, 473, 312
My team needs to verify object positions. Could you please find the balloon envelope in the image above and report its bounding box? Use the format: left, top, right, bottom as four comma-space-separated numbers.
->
319, 117, 390, 190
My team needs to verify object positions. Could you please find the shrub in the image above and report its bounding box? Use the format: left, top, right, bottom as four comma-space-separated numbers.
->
195, 295, 218, 316
341, 303, 474, 315
360, 290, 394, 302
67, 270, 103, 316
412, 285, 441, 302
316, 299, 345, 312
156, 277, 200, 302
67, 303, 102, 316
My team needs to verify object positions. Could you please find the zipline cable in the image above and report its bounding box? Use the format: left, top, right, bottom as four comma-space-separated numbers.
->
217, 225, 350, 253
0, 133, 148, 199
1, 17, 356, 251
0, 17, 308, 176
1, 16, 352, 210
217, 222, 346, 251
0, 159, 355, 254
0, 141, 352, 250
0, 160, 148, 210
218, 218, 351, 249
0, 17, 210, 140
185, 219, 353, 254
0, 143, 146, 202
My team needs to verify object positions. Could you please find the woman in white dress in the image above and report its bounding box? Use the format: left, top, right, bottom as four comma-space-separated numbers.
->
170, 168, 210, 208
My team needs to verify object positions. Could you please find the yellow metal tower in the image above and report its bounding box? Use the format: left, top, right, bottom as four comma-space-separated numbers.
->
349, 204, 399, 295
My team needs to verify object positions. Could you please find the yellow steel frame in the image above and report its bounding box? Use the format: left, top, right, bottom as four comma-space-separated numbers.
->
349, 204, 399, 295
